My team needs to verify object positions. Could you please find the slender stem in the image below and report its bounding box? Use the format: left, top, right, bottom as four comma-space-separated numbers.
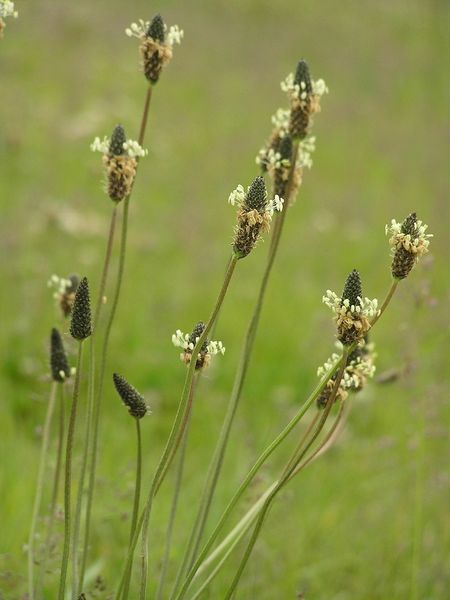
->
38, 384, 66, 596
138, 259, 238, 600
173, 354, 343, 600
281, 411, 320, 478
189, 516, 256, 600
410, 397, 425, 600
121, 419, 143, 600
138, 86, 153, 146
224, 352, 348, 598
156, 394, 195, 600
115, 257, 238, 600
196, 483, 276, 580
93, 205, 118, 331
58, 342, 84, 600
73, 337, 95, 597
173, 143, 301, 594
28, 381, 58, 600
371, 279, 398, 328
290, 398, 348, 478
82, 85, 154, 580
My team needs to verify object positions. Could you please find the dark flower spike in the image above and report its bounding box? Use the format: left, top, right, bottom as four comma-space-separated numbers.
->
50, 328, 70, 382
172, 321, 225, 370
341, 269, 362, 308
109, 124, 127, 156
230, 176, 282, 259
278, 134, 293, 161
323, 270, 379, 346
386, 212, 432, 280
243, 176, 267, 213
147, 14, 165, 42
70, 277, 92, 340
294, 59, 313, 95
113, 373, 148, 419
126, 16, 183, 85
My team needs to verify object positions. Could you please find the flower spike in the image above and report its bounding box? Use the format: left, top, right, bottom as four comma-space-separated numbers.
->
323, 270, 379, 345
172, 322, 225, 370
113, 373, 149, 419
386, 213, 432, 280
91, 125, 147, 202
70, 277, 92, 341
50, 328, 71, 383
125, 15, 183, 84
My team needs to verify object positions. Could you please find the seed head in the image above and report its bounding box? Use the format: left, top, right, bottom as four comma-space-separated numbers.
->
70, 277, 92, 340
341, 269, 362, 307
50, 328, 70, 382
113, 373, 148, 419
109, 125, 126, 156
147, 14, 165, 42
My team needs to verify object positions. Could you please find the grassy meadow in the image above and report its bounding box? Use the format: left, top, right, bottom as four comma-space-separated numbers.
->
0, 0, 449, 598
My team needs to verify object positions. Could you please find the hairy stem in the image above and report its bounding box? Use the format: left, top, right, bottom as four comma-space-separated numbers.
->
58, 342, 84, 600
28, 381, 58, 600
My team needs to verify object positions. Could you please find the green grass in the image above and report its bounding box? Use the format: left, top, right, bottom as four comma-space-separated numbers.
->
0, 0, 449, 598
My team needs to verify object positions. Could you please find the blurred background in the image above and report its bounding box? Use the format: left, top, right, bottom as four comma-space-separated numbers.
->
0, 0, 449, 598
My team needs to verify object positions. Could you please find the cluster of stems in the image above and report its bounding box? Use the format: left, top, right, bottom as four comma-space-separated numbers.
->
26, 9, 431, 600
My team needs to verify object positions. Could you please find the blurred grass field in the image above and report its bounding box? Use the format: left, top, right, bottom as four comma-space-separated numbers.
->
0, 0, 449, 598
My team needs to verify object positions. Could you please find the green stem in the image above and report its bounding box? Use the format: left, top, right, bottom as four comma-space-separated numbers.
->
289, 398, 348, 478
73, 337, 95, 597
93, 205, 118, 331
172, 143, 301, 594
114, 257, 237, 600
28, 380, 58, 600
38, 383, 66, 596
173, 353, 343, 600
371, 279, 399, 328
138, 257, 238, 600
58, 342, 84, 600
122, 419, 143, 600
224, 352, 348, 598
81, 85, 154, 581
155, 392, 195, 600
410, 397, 424, 600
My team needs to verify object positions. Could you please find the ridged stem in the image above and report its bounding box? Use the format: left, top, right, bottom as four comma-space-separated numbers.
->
58, 341, 84, 600
37, 383, 66, 596
27, 380, 58, 600
121, 419, 143, 600
172, 353, 343, 600
93, 205, 118, 331
171, 143, 300, 594
81, 85, 153, 579
155, 397, 195, 600
115, 257, 237, 600
73, 337, 95, 597
138, 257, 238, 600
223, 351, 348, 598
